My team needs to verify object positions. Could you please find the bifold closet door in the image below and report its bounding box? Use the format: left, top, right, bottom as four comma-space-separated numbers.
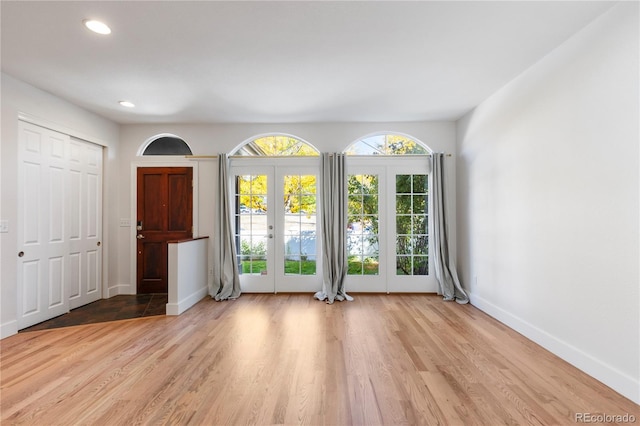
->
68, 138, 103, 309
17, 121, 103, 329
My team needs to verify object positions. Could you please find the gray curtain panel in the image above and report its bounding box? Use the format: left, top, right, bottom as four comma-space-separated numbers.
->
212, 153, 241, 301
314, 153, 353, 303
432, 153, 469, 304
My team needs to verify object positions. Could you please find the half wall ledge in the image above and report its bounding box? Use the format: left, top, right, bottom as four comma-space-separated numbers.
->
167, 236, 209, 315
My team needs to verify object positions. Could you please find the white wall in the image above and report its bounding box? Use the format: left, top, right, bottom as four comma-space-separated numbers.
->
118, 122, 456, 294
167, 237, 209, 315
0, 73, 120, 338
456, 3, 639, 404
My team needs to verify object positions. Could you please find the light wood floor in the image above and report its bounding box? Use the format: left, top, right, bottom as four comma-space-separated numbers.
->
1, 294, 637, 425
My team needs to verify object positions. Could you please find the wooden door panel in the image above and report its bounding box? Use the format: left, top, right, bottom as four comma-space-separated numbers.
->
138, 241, 165, 294
168, 174, 191, 232
141, 173, 165, 231
137, 167, 193, 294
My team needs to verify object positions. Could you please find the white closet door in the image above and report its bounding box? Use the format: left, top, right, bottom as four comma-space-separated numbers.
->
68, 138, 103, 309
17, 122, 104, 329
17, 122, 70, 329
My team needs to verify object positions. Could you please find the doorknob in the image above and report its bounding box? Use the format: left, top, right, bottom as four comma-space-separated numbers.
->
268, 234, 273, 239
137, 234, 145, 239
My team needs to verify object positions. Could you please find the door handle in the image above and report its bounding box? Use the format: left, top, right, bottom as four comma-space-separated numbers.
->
268, 234, 273, 239
137, 234, 145, 239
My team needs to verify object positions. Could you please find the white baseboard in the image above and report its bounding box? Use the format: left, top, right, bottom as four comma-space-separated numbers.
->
469, 292, 640, 405
1, 320, 18, 339
106, 284, 134, 298
166, 286, 208, 316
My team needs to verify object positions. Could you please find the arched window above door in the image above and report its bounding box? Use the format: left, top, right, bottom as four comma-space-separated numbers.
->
231, 134, 319, 156
345, 133, 430, 156
140, 134, 192, 156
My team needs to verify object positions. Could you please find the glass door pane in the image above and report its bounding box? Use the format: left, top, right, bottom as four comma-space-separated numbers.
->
347, 174, 379, 276
275, 164, 322, 292
395, 174, 429, 276
386, 162, 437, 293
232, 167, 275, 293
236, 174, 268, 275
344, 164, 386, 292
283, 175, 317, 276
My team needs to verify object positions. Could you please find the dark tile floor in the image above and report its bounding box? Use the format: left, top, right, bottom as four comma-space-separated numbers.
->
20, 294, 167, 332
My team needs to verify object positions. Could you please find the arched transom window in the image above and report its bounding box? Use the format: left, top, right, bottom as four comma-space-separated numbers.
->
141, 134, 192, 156
345, 133, 429, 156
231, 134, 319, 156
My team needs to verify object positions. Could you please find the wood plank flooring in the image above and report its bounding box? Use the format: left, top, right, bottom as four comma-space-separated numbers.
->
1, 294, 638, 425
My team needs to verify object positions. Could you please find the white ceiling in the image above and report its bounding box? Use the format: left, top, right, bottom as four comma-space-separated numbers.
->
1, 1, 615, 124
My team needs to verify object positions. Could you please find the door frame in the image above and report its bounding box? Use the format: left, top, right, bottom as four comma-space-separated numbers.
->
129, 158, 199, 295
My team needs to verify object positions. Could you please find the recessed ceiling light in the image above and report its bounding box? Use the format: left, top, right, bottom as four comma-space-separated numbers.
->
83, 19, 111, 35
119, 101, 135, 108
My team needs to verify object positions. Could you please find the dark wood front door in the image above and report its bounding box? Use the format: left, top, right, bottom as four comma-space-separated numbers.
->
137, 167, 193, 294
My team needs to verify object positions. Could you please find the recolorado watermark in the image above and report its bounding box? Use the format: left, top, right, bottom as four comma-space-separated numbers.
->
575, 412, 637, 423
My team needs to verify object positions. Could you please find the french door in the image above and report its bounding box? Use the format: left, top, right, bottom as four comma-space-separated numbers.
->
345, 157, 437, 293
230, 159, 321, 293
229, 156, 435, 294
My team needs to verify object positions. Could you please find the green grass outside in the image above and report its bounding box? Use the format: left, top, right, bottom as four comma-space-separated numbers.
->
241, 260, 317, 275
240, 259, 379, 275
347, 257, 379, 275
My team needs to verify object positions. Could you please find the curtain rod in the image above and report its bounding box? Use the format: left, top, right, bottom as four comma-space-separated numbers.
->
185, 153, 452, 159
